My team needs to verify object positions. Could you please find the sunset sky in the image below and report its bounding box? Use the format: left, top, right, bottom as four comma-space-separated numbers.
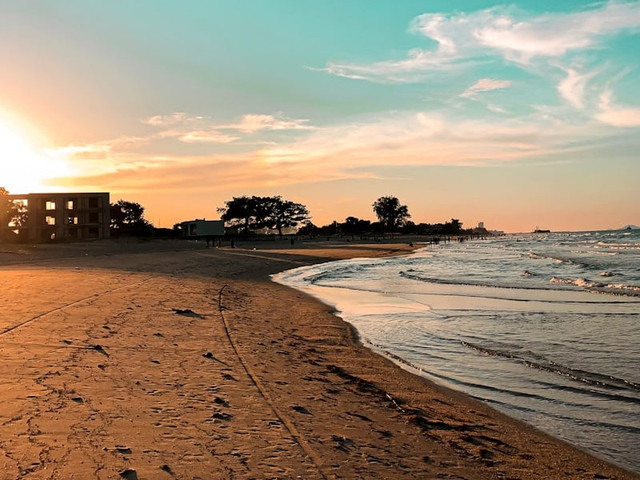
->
1, 0, 639, 232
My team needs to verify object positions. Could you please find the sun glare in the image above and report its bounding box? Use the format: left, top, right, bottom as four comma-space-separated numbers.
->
0, 119, 69, 194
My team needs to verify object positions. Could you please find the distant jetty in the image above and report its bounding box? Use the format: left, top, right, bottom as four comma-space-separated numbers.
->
533, 227, 550, 233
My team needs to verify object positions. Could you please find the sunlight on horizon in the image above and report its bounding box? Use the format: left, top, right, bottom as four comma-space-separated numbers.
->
0, 118, 71, 194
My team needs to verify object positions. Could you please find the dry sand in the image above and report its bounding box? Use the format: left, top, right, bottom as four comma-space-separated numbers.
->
0, 239, 636, 479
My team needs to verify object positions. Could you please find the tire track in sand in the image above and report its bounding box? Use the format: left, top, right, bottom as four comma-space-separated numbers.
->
216, 284, 331, 480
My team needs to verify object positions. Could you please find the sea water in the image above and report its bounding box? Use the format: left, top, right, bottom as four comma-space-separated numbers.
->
273, 230, 640, 473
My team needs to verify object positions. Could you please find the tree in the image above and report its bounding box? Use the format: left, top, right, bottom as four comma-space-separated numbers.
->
110, 199, 151, 235
297, 221, 320, 237
1, 187, 12, 227
217, 196, 262, 233
341, 216, 371, 237
218, 195, 310, 236
261, 196, 310, 237
372, 196, 410, 232
0, 187, 28, 241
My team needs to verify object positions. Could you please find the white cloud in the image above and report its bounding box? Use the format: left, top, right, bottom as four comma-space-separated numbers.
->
178, 130, 239, 144
45, 144, 111, 159
487, 103, 508, 114
51, 105, 632, 199
460, 78, 512, 98
322, 2, 640, 82
557, 68, 596, 109
224, 114, 314, 133
596, 89, 640, 126
471, 3, 640, 62
256, 111, 594, 170
143, 112, 313, 143
145, 112, 204, 127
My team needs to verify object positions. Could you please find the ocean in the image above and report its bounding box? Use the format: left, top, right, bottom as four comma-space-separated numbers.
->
273, 230, 640, 473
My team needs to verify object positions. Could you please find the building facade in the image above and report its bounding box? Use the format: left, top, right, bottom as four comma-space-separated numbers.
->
4, 192, 110, 242
177, 219, 224, 239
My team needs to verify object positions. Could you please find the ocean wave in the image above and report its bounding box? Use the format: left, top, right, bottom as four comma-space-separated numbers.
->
304, 262, 375, 285
528, 251, 569, 263
399, 270, 640, 299
596, 241, 640, 251
461, 341, 640, 396
550, 276, 640, 297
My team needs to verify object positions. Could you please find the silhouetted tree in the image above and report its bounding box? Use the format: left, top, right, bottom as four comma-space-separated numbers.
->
372, 196, 410, 232
297, 221, 320, 237
110, 199, 152, 235
0, 187, 28, 241
261, 196, 310, 237
442, 218, 463, 235
218, 195, 310, 236
217, 196, 262, 233
1, 187, 12, 226
341, 216, 371, 237
318, 221, 339, 237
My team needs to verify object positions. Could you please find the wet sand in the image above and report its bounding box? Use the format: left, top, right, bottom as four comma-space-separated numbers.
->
0, 239, 636, 479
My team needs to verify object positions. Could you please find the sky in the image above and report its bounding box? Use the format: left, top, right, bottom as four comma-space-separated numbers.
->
0, 0, 639, 233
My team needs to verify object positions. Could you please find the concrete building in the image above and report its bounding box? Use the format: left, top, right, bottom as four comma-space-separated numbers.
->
3, 192, 110, 242
176, 219, 224, 239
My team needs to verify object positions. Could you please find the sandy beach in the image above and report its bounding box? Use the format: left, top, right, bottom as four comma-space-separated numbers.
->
0, 239, 636, 479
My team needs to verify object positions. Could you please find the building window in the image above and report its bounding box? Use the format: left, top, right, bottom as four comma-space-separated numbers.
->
89, 212, 98, 223
89, 197, 99, 208
66, 200, 75, 210
67, 216, 78, 225
46, 201, 56, 210
45, 216, 56, 226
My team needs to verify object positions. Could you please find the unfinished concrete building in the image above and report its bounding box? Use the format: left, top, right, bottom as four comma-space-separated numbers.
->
3, 192, 110, 242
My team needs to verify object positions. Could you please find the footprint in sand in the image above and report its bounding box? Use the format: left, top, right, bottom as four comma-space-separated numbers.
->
172, 308, 206, 319
331, 435, 355, 453
119, 469, 138, 480
93, 344, 109, 357
291, 404, 311, 415
212, 412, 233, 421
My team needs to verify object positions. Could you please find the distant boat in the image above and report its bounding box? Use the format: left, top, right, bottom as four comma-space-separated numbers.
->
534, 227, 550, 233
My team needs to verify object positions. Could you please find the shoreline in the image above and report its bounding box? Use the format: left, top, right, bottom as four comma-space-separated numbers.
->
0, 239, 636, 479
268, 242, 639, 476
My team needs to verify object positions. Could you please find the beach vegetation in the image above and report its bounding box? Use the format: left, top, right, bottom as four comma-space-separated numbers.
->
0, 187, 29, 242
110, 199, 153, 236
339, 216, 372, 238
372, 196, 411, 232
297, 221, 320, 237
260, 196, 310, 237
218, 196, 263, 234
218, 195, 310, 236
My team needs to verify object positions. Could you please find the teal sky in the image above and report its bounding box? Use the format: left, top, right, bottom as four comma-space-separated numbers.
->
1, 0, 639, 232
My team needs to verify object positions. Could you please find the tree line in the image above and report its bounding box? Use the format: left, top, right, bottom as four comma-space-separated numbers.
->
2, 185, 484, 242
218, 194, 478, 237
